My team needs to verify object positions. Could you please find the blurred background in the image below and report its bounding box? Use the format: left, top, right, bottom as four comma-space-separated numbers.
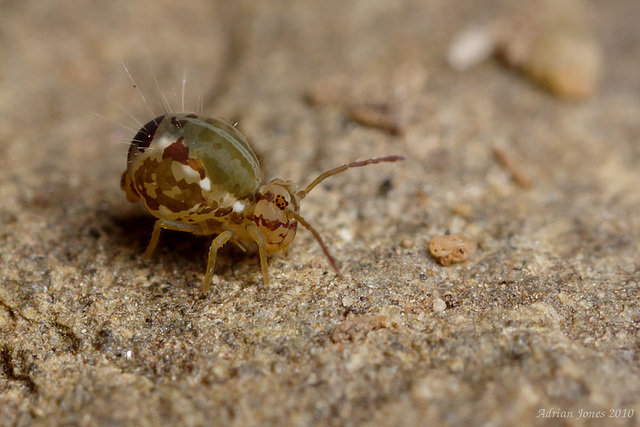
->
1, 0, 639, 425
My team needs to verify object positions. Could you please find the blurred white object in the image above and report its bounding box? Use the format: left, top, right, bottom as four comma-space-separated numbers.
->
446, 25, 496, 70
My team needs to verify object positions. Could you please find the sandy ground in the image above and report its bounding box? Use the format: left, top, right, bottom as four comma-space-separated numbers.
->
1, 0, 639, 426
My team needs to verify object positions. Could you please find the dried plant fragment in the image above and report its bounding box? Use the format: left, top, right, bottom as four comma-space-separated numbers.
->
492, 145, 532, 188
349, 103, 405, 135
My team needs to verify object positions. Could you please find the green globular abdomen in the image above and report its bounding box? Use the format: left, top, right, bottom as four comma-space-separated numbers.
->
123, 113, 262, 224
186, 115, 262, 199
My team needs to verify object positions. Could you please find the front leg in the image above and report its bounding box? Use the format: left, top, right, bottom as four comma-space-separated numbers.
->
247, 224, 270, 287
203, 230, 234, 294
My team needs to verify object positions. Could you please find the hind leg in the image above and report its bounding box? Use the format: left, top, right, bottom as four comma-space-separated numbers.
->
143, 219, 207, 260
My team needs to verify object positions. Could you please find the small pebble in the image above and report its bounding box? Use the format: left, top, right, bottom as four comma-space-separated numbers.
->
400, 238, 415, 249
523, 28, 601, 99
433, 298, 447, 313
429, 233, 476, 266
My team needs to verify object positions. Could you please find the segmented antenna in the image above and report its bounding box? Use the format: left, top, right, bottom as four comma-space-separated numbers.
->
291, 155, 405, 275
287, 210, 340, 274
297, 155, 405, 199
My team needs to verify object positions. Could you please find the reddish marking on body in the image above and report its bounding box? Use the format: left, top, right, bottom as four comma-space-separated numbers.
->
230, 212, 244, 224
187, 158, 206, 179
214, 206, 234, 217
163, 137, 189, 165
254, 215, 297, 231
261, 192, 275, 203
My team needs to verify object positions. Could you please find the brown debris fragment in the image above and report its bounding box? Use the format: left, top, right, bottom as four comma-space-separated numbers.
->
415, 191, 429, 205
331, 314, 383, 343
429, 233, 476, 266
492, 145, 532, 188
307, 63, 428, 135
349, 103, 406, 135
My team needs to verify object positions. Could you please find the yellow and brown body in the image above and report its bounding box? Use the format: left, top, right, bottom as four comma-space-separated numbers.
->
121, 112, 403, 292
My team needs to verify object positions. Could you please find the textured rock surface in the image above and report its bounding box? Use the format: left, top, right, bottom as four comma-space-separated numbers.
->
1, 1, 639, 426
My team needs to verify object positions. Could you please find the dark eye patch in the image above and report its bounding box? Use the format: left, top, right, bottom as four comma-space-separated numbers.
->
274, 194, 288, 210
130, 115, 166, 154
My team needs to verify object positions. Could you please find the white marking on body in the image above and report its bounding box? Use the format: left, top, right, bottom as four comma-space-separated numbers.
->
177, 163, 200, 181
158, 205, 171, 217
155, 134, 175, 150
233, 201, 245, 213
200, 176, 212, 191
